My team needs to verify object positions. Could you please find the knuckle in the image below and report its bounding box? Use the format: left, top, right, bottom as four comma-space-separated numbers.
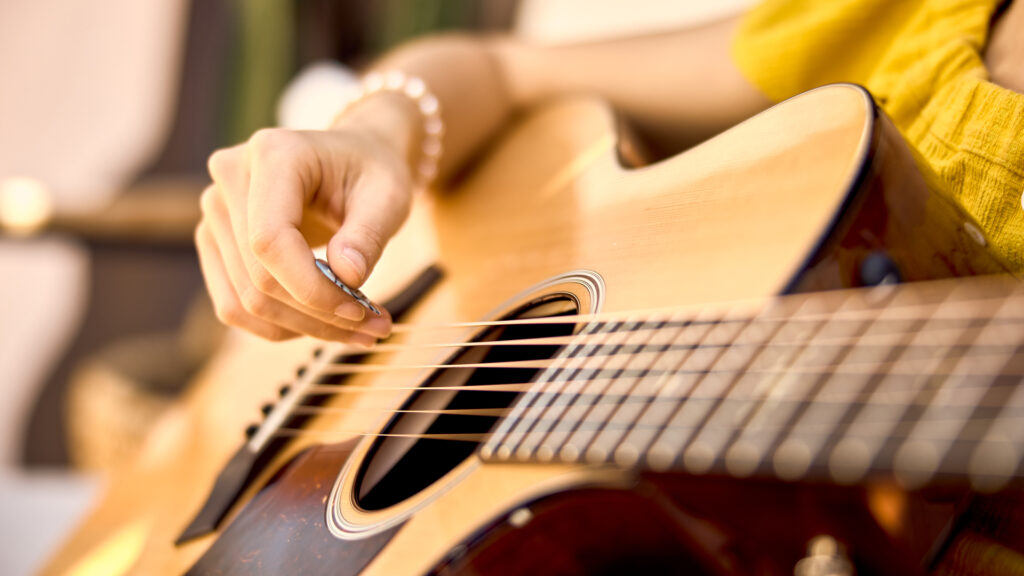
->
213, 297, 245, 327
248, 226, 281, 259
207, 148, 236, 182
350, 223, 386, 259
249, 262, 278, 294
249, 128, 300, 158
194, 220, 207, 247
291, 279, 319, 308
239, 285, 272, 317
198, 186, 218, 215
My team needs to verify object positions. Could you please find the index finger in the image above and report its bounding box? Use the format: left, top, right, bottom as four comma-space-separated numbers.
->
246, 132, 357, 314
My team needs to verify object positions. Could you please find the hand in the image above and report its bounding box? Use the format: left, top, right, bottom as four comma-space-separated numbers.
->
195, 123, 413, 345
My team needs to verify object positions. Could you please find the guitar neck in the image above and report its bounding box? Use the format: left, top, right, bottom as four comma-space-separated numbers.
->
481, 275, 1024, 492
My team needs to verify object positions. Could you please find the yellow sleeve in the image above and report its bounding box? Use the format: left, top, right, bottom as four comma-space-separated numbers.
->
731, 0, 926, 102
732, 0, 1024, 273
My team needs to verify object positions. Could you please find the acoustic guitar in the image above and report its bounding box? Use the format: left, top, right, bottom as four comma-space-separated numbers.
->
43, 84, 1024, 575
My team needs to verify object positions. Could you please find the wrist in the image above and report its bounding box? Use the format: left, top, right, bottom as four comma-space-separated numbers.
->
330, 91, 421, 168
329, 71, 444, 190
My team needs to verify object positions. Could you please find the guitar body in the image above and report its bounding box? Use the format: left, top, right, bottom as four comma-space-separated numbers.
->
43, 85, 1012, 575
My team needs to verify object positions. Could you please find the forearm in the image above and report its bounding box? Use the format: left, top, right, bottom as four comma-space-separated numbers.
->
493, 16, 770, 152
347, 15, 769, 180
199, 13, 771, 343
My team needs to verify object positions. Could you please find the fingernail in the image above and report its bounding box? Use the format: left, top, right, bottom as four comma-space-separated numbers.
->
341, 246, 367, 284
362, 316, 392, 339
335, 301, 366, 321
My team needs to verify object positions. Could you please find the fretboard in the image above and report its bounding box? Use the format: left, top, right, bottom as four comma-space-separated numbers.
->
480, 275, 1024, 492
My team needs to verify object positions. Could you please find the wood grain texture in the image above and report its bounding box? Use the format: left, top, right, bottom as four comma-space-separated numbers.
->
185, 442, 402, 576
42, 85, 1008, 575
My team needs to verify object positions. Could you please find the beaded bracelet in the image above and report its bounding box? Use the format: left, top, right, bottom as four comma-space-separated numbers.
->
332, 70, 444, 190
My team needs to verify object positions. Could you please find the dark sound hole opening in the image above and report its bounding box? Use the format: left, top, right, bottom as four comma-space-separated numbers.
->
354, 295, 580, 511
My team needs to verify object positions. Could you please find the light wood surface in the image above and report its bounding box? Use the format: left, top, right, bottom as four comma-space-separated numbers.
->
44, 85, 880, 575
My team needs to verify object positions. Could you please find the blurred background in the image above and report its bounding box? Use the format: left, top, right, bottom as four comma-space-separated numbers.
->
0, 0, 750, 573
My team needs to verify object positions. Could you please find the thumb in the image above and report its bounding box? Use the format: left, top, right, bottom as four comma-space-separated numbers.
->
326, 171, 411, 288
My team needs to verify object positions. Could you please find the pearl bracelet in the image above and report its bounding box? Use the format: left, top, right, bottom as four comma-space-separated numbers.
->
332, 70, 444, 189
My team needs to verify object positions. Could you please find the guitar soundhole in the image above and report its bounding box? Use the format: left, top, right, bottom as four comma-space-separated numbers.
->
354, 295, 580, 511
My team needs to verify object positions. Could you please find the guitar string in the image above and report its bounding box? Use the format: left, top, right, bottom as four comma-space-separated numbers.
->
296, 325, 1020, 408
352, 316, 1021, 354
264, 281, 1023, 468
283, 371, 1024, 448
381, 281, 1023, 334
270, 410, 1024, 447
274, 343, 1023, 452
271, 424, 1018, 486
308, 345, 1021, 377
333, 315, 1023, 367
286, 387, 1024, 418
269, 363, 1024, 470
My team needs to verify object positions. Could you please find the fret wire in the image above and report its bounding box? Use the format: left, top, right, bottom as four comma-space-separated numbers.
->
406, 279, 1024, 473
480, 318, 599, 458
766, 287, 914, 481
683, 295, 832, 476
535, 317, 671, 462
573, 315, 700, 463
561, 305, 729, 461
281, 405, 1024, 449
304, 345, 1023, 401
508, 318, 630, 460
826, 281, 963, 485
557, 316, 679, 462
385, 277, 1024, 334
292, 398, 1024, 437
722, 290, 860, 477
591, 309, 724, 465
493, 319, 615, 459
294, 404, 1024, 445
969, 299, 1024, 491
357, 314, 1024, 355
515, 318, 645, 460
301, 375, 1024, 420
644, 301, 784, 471
317, 318, 1024, 377
890, 289, 1010, 488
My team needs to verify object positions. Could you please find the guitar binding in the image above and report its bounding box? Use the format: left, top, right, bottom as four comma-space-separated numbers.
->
328, 271, 604, 536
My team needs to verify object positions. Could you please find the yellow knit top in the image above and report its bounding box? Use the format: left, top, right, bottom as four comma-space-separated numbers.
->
733, 0, 1024, 272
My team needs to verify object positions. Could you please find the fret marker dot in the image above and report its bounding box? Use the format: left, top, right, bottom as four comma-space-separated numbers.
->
647, 443, 674, 471
724, 442, 760, 478
585, 446, 608, 464
969, 437, 1017, 493
773, 440, 812, 481
559, 444, 581, 462
829, 439, 871, 485
893, 441, 938, 490
683, 442, 715, 475
614, 444, 640, 467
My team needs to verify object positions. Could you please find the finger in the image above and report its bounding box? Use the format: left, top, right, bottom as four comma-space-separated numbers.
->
204, 176, 367, 328
325, 163, 411, 289
211, 153, 367, 325
207, 143, 248, 189
195, 220, 299, 341
245, 129, 368, 317
203, 188, 381, 343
